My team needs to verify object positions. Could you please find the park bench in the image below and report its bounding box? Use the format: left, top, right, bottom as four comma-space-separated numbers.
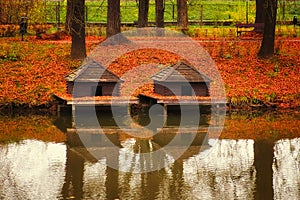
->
236, 23, 264, 36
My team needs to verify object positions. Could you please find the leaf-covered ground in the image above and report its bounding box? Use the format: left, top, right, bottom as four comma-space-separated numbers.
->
0, 35, 299, 109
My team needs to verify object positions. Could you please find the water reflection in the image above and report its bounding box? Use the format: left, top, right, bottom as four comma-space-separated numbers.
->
273, 138, 300, 200
0, 140, 66, 199
0, 111, 299, 199
184, 139, 256, 199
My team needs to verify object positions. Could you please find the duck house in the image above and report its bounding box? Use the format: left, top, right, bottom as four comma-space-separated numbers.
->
65, 59, 123, 97
151, 61, 212, 97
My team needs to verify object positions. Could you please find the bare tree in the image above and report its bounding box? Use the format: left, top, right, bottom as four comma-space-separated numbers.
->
177, 0, 188, 30
70, 0, 86, 59
106, 0, 121, 37
138, 0, 149, 27
155, 0, 164, 28
258, 0, 278, 58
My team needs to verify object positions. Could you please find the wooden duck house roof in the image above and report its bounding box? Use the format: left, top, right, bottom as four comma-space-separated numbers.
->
151, 61, 212, 83
65, 59, 122, 83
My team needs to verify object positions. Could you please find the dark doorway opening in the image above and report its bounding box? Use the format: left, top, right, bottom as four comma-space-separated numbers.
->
91, 85, 102, 96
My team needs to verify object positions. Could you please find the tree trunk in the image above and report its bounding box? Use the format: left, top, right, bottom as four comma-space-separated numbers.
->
279, 0, 285, 21
177, 0, 189, 30
0, 1, 3, 24
65, 0, 72, 33
106, 0, 120, 37
155, 0, 164, 28
70, 0, 86, 59
138, 0, 149, 27
258, 0, 278, 59
255, 0, 265, 23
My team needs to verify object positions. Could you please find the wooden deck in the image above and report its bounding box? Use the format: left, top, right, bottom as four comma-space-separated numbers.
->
54, 93, 138, 106
139, 93, 226, 106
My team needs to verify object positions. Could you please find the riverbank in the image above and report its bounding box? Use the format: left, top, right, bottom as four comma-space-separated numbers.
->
0, 35, 299, 110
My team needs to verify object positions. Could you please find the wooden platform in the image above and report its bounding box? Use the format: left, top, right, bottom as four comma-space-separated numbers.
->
54, 93, 138, 106
139, 93, 226, 106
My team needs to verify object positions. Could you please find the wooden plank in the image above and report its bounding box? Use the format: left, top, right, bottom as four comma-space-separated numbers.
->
67, 128, 137, 134
67, 99, 138, 105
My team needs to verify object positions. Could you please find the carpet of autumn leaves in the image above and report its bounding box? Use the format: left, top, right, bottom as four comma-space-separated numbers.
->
0, 36, 104, 107
109, 38, 300, 108
0, 35, 299, 109
201, 38, 300, 108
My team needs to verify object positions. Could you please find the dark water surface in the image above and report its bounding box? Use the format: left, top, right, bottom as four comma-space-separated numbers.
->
0, 110, 299, 200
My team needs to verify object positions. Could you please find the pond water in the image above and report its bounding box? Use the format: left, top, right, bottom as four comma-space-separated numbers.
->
0, 110, 299, 200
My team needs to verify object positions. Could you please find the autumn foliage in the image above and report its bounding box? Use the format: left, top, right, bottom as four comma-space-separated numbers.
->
0, 35, 299, 109
202, 39, 300, 109
0, 36, 98, 107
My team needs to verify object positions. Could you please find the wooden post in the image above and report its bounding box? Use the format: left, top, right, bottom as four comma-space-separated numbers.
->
200, 5, 203, 26
216, 104, 220, 126
127, 104, 131, 116
57, 105, 61, 117
72, 104, 76, 128
172, 4, 175, 21
163, 104, 168, 124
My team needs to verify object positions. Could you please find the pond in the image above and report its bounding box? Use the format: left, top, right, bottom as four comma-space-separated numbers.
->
0, 110, 299, 200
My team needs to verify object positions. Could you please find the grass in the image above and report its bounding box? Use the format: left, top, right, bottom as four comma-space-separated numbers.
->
43, 0, 300, 24
83, 25, 300, 38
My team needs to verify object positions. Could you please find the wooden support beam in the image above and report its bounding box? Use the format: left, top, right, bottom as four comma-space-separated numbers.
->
72, 105, 76, 128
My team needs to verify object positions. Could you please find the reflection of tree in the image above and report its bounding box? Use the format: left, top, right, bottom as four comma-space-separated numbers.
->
273, 138, 300, 199
118, 139, 172, 199
254, 139, 274, 200
105, 146, 119, 200
58, 110, 300, 198
183, 139, 256, 199
0, 147, 28, 199
118, 168, 166, 199
62, 146, 84, 200
119, 139, 168, 172
0, 140, 66, 199
105, 166, 119, 200
170, 155, 192, 200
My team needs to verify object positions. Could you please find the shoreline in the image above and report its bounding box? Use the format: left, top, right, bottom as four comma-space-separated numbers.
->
0, 101, 299, 116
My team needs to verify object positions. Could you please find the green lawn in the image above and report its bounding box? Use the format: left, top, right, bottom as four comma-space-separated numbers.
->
44, 0, 300, 24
